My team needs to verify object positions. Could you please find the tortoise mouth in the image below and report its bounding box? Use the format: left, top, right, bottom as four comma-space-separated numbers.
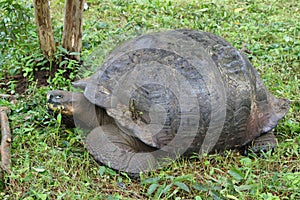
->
47, 102, 74, 116
47, 91, 74, 116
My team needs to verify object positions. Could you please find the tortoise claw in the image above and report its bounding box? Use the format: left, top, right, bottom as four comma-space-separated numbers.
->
243, 132, 278, 156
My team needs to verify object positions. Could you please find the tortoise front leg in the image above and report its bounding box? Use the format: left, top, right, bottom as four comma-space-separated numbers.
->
250, 132, 278, 153
241, 132, 278, 155
86, 124, 164, 175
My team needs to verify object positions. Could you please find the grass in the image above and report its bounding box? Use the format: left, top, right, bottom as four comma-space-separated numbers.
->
0, 0, 299, 199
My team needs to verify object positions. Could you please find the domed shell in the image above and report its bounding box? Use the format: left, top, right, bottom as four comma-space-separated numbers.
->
74, 30, 289, 154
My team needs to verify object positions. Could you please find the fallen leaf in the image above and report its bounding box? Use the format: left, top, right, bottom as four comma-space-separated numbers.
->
32, 167, 46, 173
234, 8, 244, 12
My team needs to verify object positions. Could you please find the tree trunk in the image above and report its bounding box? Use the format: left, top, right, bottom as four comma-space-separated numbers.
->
62, 0, 84, 61
33, 0, 56, 60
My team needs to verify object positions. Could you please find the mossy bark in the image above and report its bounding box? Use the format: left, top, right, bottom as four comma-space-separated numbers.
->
62, 0, 84, 61
0, 107, 11, 173
33, 0, 56, 60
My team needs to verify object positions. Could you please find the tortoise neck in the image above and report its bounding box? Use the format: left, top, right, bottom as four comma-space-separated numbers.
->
95, 107, 115, 127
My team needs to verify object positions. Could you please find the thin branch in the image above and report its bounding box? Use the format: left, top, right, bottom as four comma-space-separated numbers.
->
0, 107, 12, 173
0, 94, 13, 98
0, 94, 18, 105
241, 42, 252, 54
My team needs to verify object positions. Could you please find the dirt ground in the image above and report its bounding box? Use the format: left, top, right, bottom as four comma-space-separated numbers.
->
1, 61, 74, 94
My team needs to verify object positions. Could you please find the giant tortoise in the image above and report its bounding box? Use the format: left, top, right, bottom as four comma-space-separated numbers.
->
47, 30, 289, 174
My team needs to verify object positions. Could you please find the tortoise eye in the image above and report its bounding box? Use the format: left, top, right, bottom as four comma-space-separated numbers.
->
55, 95, 63, 99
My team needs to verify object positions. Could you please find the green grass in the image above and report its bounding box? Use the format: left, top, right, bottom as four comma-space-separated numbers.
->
0, 0, 299, 199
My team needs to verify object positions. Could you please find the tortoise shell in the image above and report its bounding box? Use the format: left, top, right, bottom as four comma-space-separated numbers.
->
74, 29, 289, 155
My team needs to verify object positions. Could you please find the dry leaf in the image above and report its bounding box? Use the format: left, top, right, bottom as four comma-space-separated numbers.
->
234, 8, 244, 12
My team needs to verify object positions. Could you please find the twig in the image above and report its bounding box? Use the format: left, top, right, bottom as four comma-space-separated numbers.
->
6, 74, 23, 79
0, 94, 12, 98
0, 94, 17, 104
0, 107, 12, 173
241, 42, 252, 54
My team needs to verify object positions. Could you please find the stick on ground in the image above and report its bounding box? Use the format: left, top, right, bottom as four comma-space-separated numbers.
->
0, 94, 17, 105
0, 107, 12, 173
241, 42, 252, 54
0, 94, 12, 98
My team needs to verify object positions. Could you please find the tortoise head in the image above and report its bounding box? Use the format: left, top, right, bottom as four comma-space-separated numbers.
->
47, 90, 86, 116
47, 90, 106, 129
